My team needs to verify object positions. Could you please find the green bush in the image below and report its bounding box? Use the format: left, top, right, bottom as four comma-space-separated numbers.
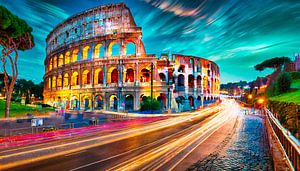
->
277, 72, 292, 93
288, 71, 300, 80
268, 100, 299, 137
140, 96, 160, 111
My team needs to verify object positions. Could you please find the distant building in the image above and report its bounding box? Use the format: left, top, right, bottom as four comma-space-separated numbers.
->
295, 54, 300, 71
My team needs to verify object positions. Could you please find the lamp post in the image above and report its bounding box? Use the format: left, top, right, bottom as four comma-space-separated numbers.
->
150, 62, 154, 113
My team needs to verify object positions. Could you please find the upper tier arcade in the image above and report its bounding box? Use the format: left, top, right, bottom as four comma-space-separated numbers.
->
46, 3, 145, 56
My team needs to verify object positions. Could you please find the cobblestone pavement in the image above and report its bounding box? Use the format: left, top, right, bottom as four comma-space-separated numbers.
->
188, 114, 273, 171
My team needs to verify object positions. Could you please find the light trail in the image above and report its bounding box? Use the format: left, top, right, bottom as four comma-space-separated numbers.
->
106, 99, 239, 171
0, 105, 221, 170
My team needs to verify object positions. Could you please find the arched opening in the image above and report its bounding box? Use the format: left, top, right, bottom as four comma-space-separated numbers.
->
157, 93, 167, 111
189, 58, 194, 69
159, 73, 166, 82
125, 42, 136, 55
63, 73, 69, 87
108, 42, 120, 57
95, 95, 103, 109
178, 74, 185, 86
125, 94, 134, 111
94, 69, 103, 84
94, 44, 102, 58
82, 70, 91, 85
125, 68, 134, 82
109, 94, 118, 111
83, 96, 90, 110
49, 58, 53, 71
189, 96, 194, 108
82, 46, 90, 60
197, 76, 202, 88
58, 54, 64, 66
52, 76, 56, 88
71, 96, 79, 110
140, 68, 150, 82
111, 69, 118, 83
72, 49, 79, 62
178, 65, 185, 72
71, 72, 79, 86
65, 51, 71, 64
197, 60, 201, 72
53, 56, 57, 68
48, 77, 51, 89
188, 74, 194, 88
57, 74, 62, 87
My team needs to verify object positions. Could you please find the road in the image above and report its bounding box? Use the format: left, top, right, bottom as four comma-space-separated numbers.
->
0, 99, 239, 171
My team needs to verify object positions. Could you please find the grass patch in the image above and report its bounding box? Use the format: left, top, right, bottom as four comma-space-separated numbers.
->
269, 89, 300, 104
291, 79, 300, 89
0, 100, 54, 118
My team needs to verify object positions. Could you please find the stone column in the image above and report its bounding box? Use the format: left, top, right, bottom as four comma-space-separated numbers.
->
77, 46, 83, 61
89, 43, 94, 60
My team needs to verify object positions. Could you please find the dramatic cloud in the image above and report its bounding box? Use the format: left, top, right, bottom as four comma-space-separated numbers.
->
1, 0, 300, 83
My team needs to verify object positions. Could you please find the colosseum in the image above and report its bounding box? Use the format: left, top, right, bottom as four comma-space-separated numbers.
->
43, 3, 220, 112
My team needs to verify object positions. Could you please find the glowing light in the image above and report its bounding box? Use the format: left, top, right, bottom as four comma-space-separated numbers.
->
247, 94, 253, 100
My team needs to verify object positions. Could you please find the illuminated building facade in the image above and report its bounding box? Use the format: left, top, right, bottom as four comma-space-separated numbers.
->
43, 3, 220, 112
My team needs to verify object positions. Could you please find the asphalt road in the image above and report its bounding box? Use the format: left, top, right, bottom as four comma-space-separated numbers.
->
1, 100, 236, 171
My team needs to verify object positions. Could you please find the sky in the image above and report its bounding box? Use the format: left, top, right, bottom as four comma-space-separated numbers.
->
1, 0, 300, 83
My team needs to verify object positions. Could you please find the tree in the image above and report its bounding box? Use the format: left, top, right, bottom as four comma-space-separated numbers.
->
276, 72, 292, 93
0, 5, 34, 118
254, 57, 291, 71
140, 96, 160, 112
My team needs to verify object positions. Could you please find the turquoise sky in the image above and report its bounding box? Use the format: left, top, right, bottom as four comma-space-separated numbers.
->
1, 0, 299, 83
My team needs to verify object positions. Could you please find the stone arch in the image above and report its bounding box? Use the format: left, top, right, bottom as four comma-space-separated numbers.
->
188, 74, 194, 88
49, 58, 53, 71
70, 95, 79, 110
63, 73, 69, 87
197, 75, 202, 88
48, 77, 51, 89
125, 94, 134, 111
108, 67, 118, 83
94, 68, 103, 84
58, 54, 64, 66
82, 46, 90, 60
82, 95, 90, 110
178, 65, 185, 72
65, 51, 71, 64
94, 43, 105, 58
53, 56, 57, 68
72, 49, 79, 62
159, 73, 166, 82
108, 42, 120, 57
189, 96, 195, 108
52, 76, 56, 88
189, 58, 194, 69
82, 69, 91, 85
95, 95, 104, 109
109, 94, 118, 111
125, 42, 136, 55
157, 93, 167, 111
71, 71, 79, 86
57, 74, 62, 87
178, 74, 185, 86
197, 60, 201, 72
125, 68, 134, 82
140, 68, 150, 82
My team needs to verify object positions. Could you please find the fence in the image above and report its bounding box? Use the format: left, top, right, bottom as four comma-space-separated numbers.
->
265, 108, 300, 171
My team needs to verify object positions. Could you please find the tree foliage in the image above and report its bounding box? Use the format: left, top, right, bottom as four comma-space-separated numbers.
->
140, 96, 161, 111
254, 57, 291, 71
0, 5, 34, 118
276, 72, 292, 94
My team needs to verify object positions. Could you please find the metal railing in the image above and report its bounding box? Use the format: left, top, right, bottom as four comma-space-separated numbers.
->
264, 108, 300, 171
